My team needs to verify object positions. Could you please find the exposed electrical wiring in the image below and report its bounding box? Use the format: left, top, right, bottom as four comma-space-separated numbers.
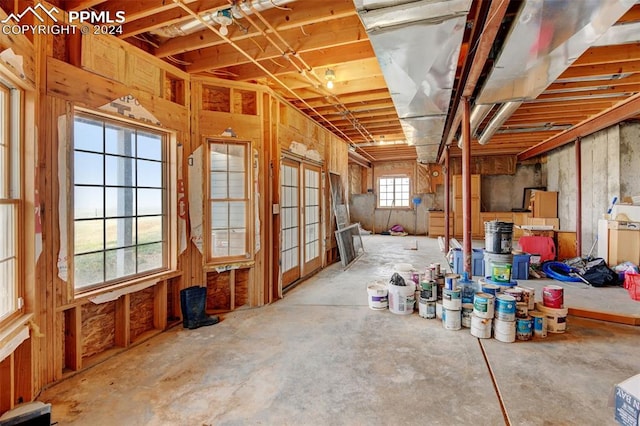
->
132, 33, 160, 48
166, 56, 192, 66
269, 0, 292, 11
247, 37, 266, 53
300, 25, 309, 36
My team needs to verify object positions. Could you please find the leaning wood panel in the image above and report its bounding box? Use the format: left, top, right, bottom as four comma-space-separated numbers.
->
81, 302, 116, 360
129, 287, 156, 343
206, 271, 231, 311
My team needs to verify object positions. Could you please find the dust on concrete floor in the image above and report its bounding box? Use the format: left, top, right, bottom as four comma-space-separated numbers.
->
39, 235, 640, 425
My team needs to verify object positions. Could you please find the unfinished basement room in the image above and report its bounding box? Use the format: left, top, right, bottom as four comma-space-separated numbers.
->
1, 0, 640, 424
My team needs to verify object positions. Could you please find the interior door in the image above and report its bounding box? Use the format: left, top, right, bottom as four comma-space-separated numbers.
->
280, 160, 300, 287
302, 164, 322, 275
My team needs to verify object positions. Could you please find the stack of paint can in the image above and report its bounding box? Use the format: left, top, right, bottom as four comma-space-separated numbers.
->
418, 277, 437, 319
533, 284, 568, 334
442, 274, 461, 330
424, 263, 445, 319
493, 293, 516, 342
471, 292, 494, 338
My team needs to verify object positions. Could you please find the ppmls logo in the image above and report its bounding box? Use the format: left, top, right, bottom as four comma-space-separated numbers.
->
2, 3, 125, 35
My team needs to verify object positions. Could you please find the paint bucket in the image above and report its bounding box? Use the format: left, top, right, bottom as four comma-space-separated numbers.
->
483, 252, 513, 280
444, 273, 459, 290
436, 301, 443, 319
367, 281, 388, 310
516, 302, 528, 319
418, 298, 430, 318
425, 267, 436, 281
529, 311, 547, 338
504, 287, 523, 303
536, 302, 568, 333
473, 292, 495, 319
461, 303, 474, 328
481, 282, 501, 296
394, 263, 416, 285
443, 287, 462, 310
471, 314, 493, 339
442, 308, 461, 330
516, 317, 533, 341
388, 281, 416, 315
494, 294, 516, 321
493, 318, 516, 343
430, 263, 441, 276
491, 262, 512, 283
425, 301, 436, 319
542, 285, 564, 308
484, 221, 514, 254
518, 286, 536, 310
420, 280, 437, 302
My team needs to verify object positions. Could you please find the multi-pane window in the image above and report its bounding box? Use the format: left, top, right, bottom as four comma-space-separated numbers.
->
73, 113, 167, 291
0, 80, 21, 321
208, 140, 249, 261
378, 176, 410, 207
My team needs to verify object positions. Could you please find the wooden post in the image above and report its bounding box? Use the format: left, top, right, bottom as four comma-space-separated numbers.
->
461, 97, 472, 275
115, 295, 130, 348
575, 137, 582, 256
444, 147, 451, 254
64, 307, 82, 372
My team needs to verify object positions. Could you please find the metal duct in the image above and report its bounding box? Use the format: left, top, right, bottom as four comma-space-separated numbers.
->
477, 101, 523, 145
594, 21, 640, 46
153, 0, 295, 38
354, 0, 472, 163
477, 0, 636, 105
456, 103, 494, 148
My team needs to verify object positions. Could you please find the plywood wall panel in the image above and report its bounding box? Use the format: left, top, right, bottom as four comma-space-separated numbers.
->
81, 302, 116, 360
129, 287, 155, 342
206, 271, 231, 311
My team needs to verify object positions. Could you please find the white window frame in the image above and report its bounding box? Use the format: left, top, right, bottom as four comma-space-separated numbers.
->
205, 137, 253, 265
0, 75, 23, 324
71, 109, 178, 294
378, 175, 410, 208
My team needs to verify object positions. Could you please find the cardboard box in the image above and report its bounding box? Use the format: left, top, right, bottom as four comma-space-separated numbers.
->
608, 221, 640, 230
612, 374, 640, 426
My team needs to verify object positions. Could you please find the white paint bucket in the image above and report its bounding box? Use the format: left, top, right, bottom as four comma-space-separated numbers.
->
535, 302, 568, 333
436, 301, 443, 319
367, 282, 388, 310
494, 294, 516, 321
443, 287, 462, 310
471, 314, 492, 339
518, 286, 536, 310
473, 292, 495, 319
461, 303, 474, 328
388, 282, 415, 315
516, 317, 533, 341
516, 302, 529, 319
529, 311, 547, 338
442, 308, 461, 330
418, 298, 436, 319
493, 318, 516, 343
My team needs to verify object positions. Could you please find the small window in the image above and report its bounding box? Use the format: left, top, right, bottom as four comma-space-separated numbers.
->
378, 176, 410, 208
0, 78, 22, 322
207, 139, 251, 263
72, 112, 169, 292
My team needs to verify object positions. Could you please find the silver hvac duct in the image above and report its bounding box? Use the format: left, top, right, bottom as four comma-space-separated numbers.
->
593, 21, 640, 46
456, 103, 494, 148
354, 0, 472, 163
154, 0, 296, 38
477, 101, 523, 145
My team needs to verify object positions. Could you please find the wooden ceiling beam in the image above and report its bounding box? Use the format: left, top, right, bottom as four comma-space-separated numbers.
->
93, 0, 198, 22
62, 0, 108, 11
295, 89, 391, 108
559, 60, 640, 79
156, 1, 357, 58
518, 92, 640, 161
185, 15, 366, 73
286, 76, 388, 98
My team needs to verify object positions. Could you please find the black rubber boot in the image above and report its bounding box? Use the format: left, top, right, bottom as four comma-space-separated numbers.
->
180, 286, 219, 329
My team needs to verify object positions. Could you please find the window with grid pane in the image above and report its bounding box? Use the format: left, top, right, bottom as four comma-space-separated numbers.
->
73, 112, 168, 291
0, 80, 21, 322
208, 140, 249, 261
378, 176, 410, 207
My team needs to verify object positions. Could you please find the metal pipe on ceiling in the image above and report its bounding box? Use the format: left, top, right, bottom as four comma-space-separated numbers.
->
477, 101, 523, 145
457, 103, 495, 148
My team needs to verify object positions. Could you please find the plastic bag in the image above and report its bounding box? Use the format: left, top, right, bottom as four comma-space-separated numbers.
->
389, 272, 407, 286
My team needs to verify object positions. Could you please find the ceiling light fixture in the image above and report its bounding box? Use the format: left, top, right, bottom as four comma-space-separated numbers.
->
324, 69, 335, 89
213, 9, 233, 36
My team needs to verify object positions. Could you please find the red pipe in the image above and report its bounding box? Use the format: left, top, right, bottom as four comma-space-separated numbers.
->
575, 137, 582, 256
462, 97, 472, 275
444, 148, 451, 254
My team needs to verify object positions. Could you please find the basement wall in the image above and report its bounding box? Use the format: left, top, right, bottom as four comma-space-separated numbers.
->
545, 123, 640, 256
481, 163, 546, 212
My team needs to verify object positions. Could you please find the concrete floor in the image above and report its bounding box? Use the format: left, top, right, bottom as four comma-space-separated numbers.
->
40, 235, 640, 425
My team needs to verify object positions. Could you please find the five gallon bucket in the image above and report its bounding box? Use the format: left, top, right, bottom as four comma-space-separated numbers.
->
388, 281, 416, 315
483, 252, 513, 281
484, 221, 514, 254
367, 282, 388, 310
491, 262, 512, 282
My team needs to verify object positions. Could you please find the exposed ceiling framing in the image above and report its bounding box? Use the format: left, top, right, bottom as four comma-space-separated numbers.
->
58, 0, 640, 164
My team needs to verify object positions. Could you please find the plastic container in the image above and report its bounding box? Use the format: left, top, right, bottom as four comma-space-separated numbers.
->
511, 254, 531, 280
483, 252, 513, 280
624, 272, 640, 301
459, 272, 475, 304
491, 262, 512, 282
388, 281, 416, 315
484, 221, 514, 254
367, 282, 388, 310
452, 248, 485, 276
518, 236, 556, 262
535, 302, 568, 333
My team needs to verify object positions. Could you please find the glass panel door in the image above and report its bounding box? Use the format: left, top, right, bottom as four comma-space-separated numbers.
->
302, 165, 321, 275
280, 160, 300, 287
